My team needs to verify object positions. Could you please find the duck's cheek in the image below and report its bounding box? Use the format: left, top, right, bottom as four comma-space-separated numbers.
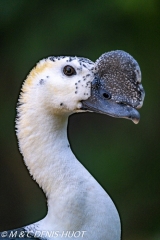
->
75, 83, 92, 102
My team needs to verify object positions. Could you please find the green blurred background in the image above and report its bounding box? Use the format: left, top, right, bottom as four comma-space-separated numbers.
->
0, 1, 160, 239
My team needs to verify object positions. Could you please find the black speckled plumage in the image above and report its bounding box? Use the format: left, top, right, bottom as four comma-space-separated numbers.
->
49, 56, 93, 66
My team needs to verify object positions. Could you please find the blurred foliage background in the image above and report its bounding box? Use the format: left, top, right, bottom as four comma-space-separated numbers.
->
0, 1, 160, 239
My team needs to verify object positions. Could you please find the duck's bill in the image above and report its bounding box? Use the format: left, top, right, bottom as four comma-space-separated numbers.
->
81, 79, 140, 124
81, 97, 140, 124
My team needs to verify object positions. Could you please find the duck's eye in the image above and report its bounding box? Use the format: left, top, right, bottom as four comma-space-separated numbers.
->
63, 65, 76, 76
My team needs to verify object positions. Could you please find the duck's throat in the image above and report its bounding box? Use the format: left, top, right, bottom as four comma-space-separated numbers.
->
17, 105, 121, 238
16, 107, 77, 196
17, 108, 95, 231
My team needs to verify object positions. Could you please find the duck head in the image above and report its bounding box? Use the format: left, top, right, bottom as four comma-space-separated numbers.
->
19, 56, 94, 115
19, 52, 144, 123
81, 50, 145, 124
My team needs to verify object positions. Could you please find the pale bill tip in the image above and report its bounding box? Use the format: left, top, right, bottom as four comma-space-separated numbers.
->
132, 117, 139, 124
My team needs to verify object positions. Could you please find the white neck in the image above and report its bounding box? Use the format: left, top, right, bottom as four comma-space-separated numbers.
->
17, 99, 120, 239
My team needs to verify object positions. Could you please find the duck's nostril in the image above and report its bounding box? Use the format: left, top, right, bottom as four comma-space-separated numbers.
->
103, 92, 111, 99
